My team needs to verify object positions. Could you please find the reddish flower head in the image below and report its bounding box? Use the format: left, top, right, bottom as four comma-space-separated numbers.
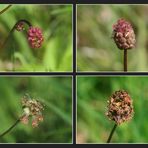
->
113, 18, 133, 34
27, 27, 44, 48
112, 18, 136, 50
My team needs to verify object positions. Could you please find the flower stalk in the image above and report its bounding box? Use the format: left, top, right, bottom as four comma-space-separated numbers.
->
124, 49, 127, 71
0, 5, 12, 15
0, 116, 22, 138
0, 94, 44, 138
107, 124, 117, 143
112, 18, 136, 72
106, 90, 134, 143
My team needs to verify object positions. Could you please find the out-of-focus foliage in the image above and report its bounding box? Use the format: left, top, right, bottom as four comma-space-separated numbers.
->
77, 5, 148, 71
0, 4, 72, 71
77, 76, 148, 143
0, 77, 72, 143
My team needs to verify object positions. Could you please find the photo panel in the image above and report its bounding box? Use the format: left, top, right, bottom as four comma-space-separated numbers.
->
77, 76, 148, 143
0, 76, 72, 143
77, 4, 147, 72
0, 4, 73, 72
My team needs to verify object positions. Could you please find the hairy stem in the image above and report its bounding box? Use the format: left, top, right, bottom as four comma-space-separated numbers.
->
0, 19, 32, 50
0, 5, 12, 15
0, 116, 22, 138
124, 49, 127, 72
107, 124, 117, 143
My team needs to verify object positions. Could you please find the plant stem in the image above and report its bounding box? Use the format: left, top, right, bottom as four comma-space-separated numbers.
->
0, 116, 22, 138
0, 19, 32, 50
16, 19, 32, 27
107, 124, 117, 143
124, 49, 127, 72
0, 5, 12, 15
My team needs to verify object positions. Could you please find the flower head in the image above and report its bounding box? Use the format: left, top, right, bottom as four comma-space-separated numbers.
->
112, 18, 136, 50
27, 27, 44, 48
106, 90, 134, 125
15, 22, 25, 32
20, 94, 44, 128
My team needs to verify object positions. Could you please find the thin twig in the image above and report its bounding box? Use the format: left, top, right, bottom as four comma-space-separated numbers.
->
107, 124, 117, 143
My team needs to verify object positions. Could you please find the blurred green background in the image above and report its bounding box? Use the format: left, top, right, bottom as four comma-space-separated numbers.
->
77, 5, 148, 71
0, 4, 72, 71
77, 76, 148, 143
0, 76, 72, 143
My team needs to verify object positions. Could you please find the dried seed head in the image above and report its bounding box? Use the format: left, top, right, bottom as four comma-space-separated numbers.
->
106, 90, 134, 125
21, 94, 44, 128
112, 18, 136, 50
27, 27, 44, 48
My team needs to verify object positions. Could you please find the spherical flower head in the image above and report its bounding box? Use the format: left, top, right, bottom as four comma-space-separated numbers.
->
27, 27, 44, 49
106, 90, 134, 125
112, 18, 136, 50
21, 94, 44, 128
15, 22, 25, 32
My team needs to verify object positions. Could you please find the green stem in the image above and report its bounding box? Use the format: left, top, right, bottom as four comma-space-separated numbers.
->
0, 19, 32, 50
0, 5, 12, 15
107, 124, 117, 143
0, 116, 22, 138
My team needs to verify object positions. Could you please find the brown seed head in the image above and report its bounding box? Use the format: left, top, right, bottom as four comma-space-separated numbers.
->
106, 90, 134, 125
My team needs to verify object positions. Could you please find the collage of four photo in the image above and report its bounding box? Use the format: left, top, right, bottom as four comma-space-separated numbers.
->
0, 3, 148, 144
